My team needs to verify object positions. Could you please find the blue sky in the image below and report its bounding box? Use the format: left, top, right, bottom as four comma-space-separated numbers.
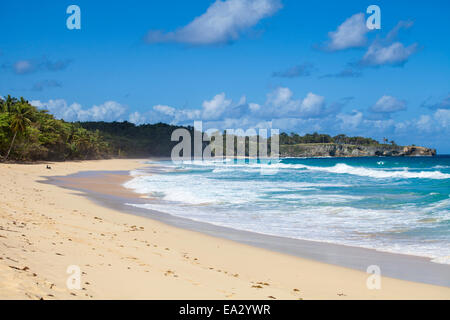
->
1, 0, 449, 152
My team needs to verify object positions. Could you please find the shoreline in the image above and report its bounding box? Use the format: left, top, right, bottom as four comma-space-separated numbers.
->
46, 169, 450, 288
0, 159, 449, 299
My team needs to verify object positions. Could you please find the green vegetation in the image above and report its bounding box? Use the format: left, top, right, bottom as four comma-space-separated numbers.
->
1, 95, 398, 162
0, 95, 111, 161
79, 121, 197, 158
279, 132, 381, 146
0, 95, 198, 161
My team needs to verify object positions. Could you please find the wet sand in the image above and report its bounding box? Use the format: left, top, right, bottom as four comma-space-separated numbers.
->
50, 170, 450, 288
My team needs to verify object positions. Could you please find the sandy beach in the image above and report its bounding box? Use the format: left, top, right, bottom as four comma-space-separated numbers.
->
0, 159, 449, 300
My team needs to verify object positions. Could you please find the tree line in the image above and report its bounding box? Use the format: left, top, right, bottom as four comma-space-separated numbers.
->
0, 95, 110, 161
279, 132, 383, 146
1, 95, 391, 162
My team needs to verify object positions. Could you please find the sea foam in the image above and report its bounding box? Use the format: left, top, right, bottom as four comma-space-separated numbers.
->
124, 157, 450, 264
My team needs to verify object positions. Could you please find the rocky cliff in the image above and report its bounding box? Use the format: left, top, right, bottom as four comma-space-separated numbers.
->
279, 144, 436, 158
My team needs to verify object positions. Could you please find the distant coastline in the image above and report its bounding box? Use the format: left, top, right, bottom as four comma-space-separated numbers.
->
280, 143, 436, 158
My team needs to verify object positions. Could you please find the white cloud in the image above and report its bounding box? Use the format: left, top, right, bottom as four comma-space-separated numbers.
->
145, 0, 282, 45
361, 42, 417, 67
148, 88, 332, 128
153, 104, 176, 116
416, 115, 433, 132
237, 95, 247, 106
371, 119, 395, 131
265, 88, 326, 119
370, 95, 407, 113
300, 93, 325, 117
86, 101, 126, 121
202, 93, 232, 120
249, 102, 261, 112
267, 87, 294, 107
394, 120, 411, 133
265, 88, 298, 117
30, 99, 126, 122
337, 110, 363, 130
14, 60, 34, 74
325, 13, 368, 51
434, 109, 450, 128
8, 57, 72, 75
183, 109, 203, 120
322, 18, 417, 67
393, 110, 449, 135
406, 109, 450, 135
152, 104, 202, 124
360, 21, 417, 67
129, 111, 147, 125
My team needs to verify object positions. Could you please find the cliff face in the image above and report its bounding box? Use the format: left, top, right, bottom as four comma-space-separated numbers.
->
279, 144, 436, 158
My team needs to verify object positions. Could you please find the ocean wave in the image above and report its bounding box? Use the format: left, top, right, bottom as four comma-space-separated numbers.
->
122, 159, 450, 265
271, 163, 450, 180
433, 165, 450, 169
201, 161, 450, 180
125, 202, 450, 265
431, 256, 450, 264
423, 196, 450, 213
274, 193, 363, 203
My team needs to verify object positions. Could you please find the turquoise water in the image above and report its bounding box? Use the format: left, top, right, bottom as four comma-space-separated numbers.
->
124, 156, 450, 264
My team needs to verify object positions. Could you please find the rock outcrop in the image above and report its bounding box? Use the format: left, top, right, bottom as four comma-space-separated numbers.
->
279, 144, 436, 158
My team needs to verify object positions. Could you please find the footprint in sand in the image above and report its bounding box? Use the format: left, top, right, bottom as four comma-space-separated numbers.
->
252, 285, 263, 289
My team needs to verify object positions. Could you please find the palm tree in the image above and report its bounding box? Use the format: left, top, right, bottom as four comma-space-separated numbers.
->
4, 103, 32, 161
4, 95, 18, 113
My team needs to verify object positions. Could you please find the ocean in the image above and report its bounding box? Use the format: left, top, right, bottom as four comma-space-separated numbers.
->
124, 156, 450, 264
